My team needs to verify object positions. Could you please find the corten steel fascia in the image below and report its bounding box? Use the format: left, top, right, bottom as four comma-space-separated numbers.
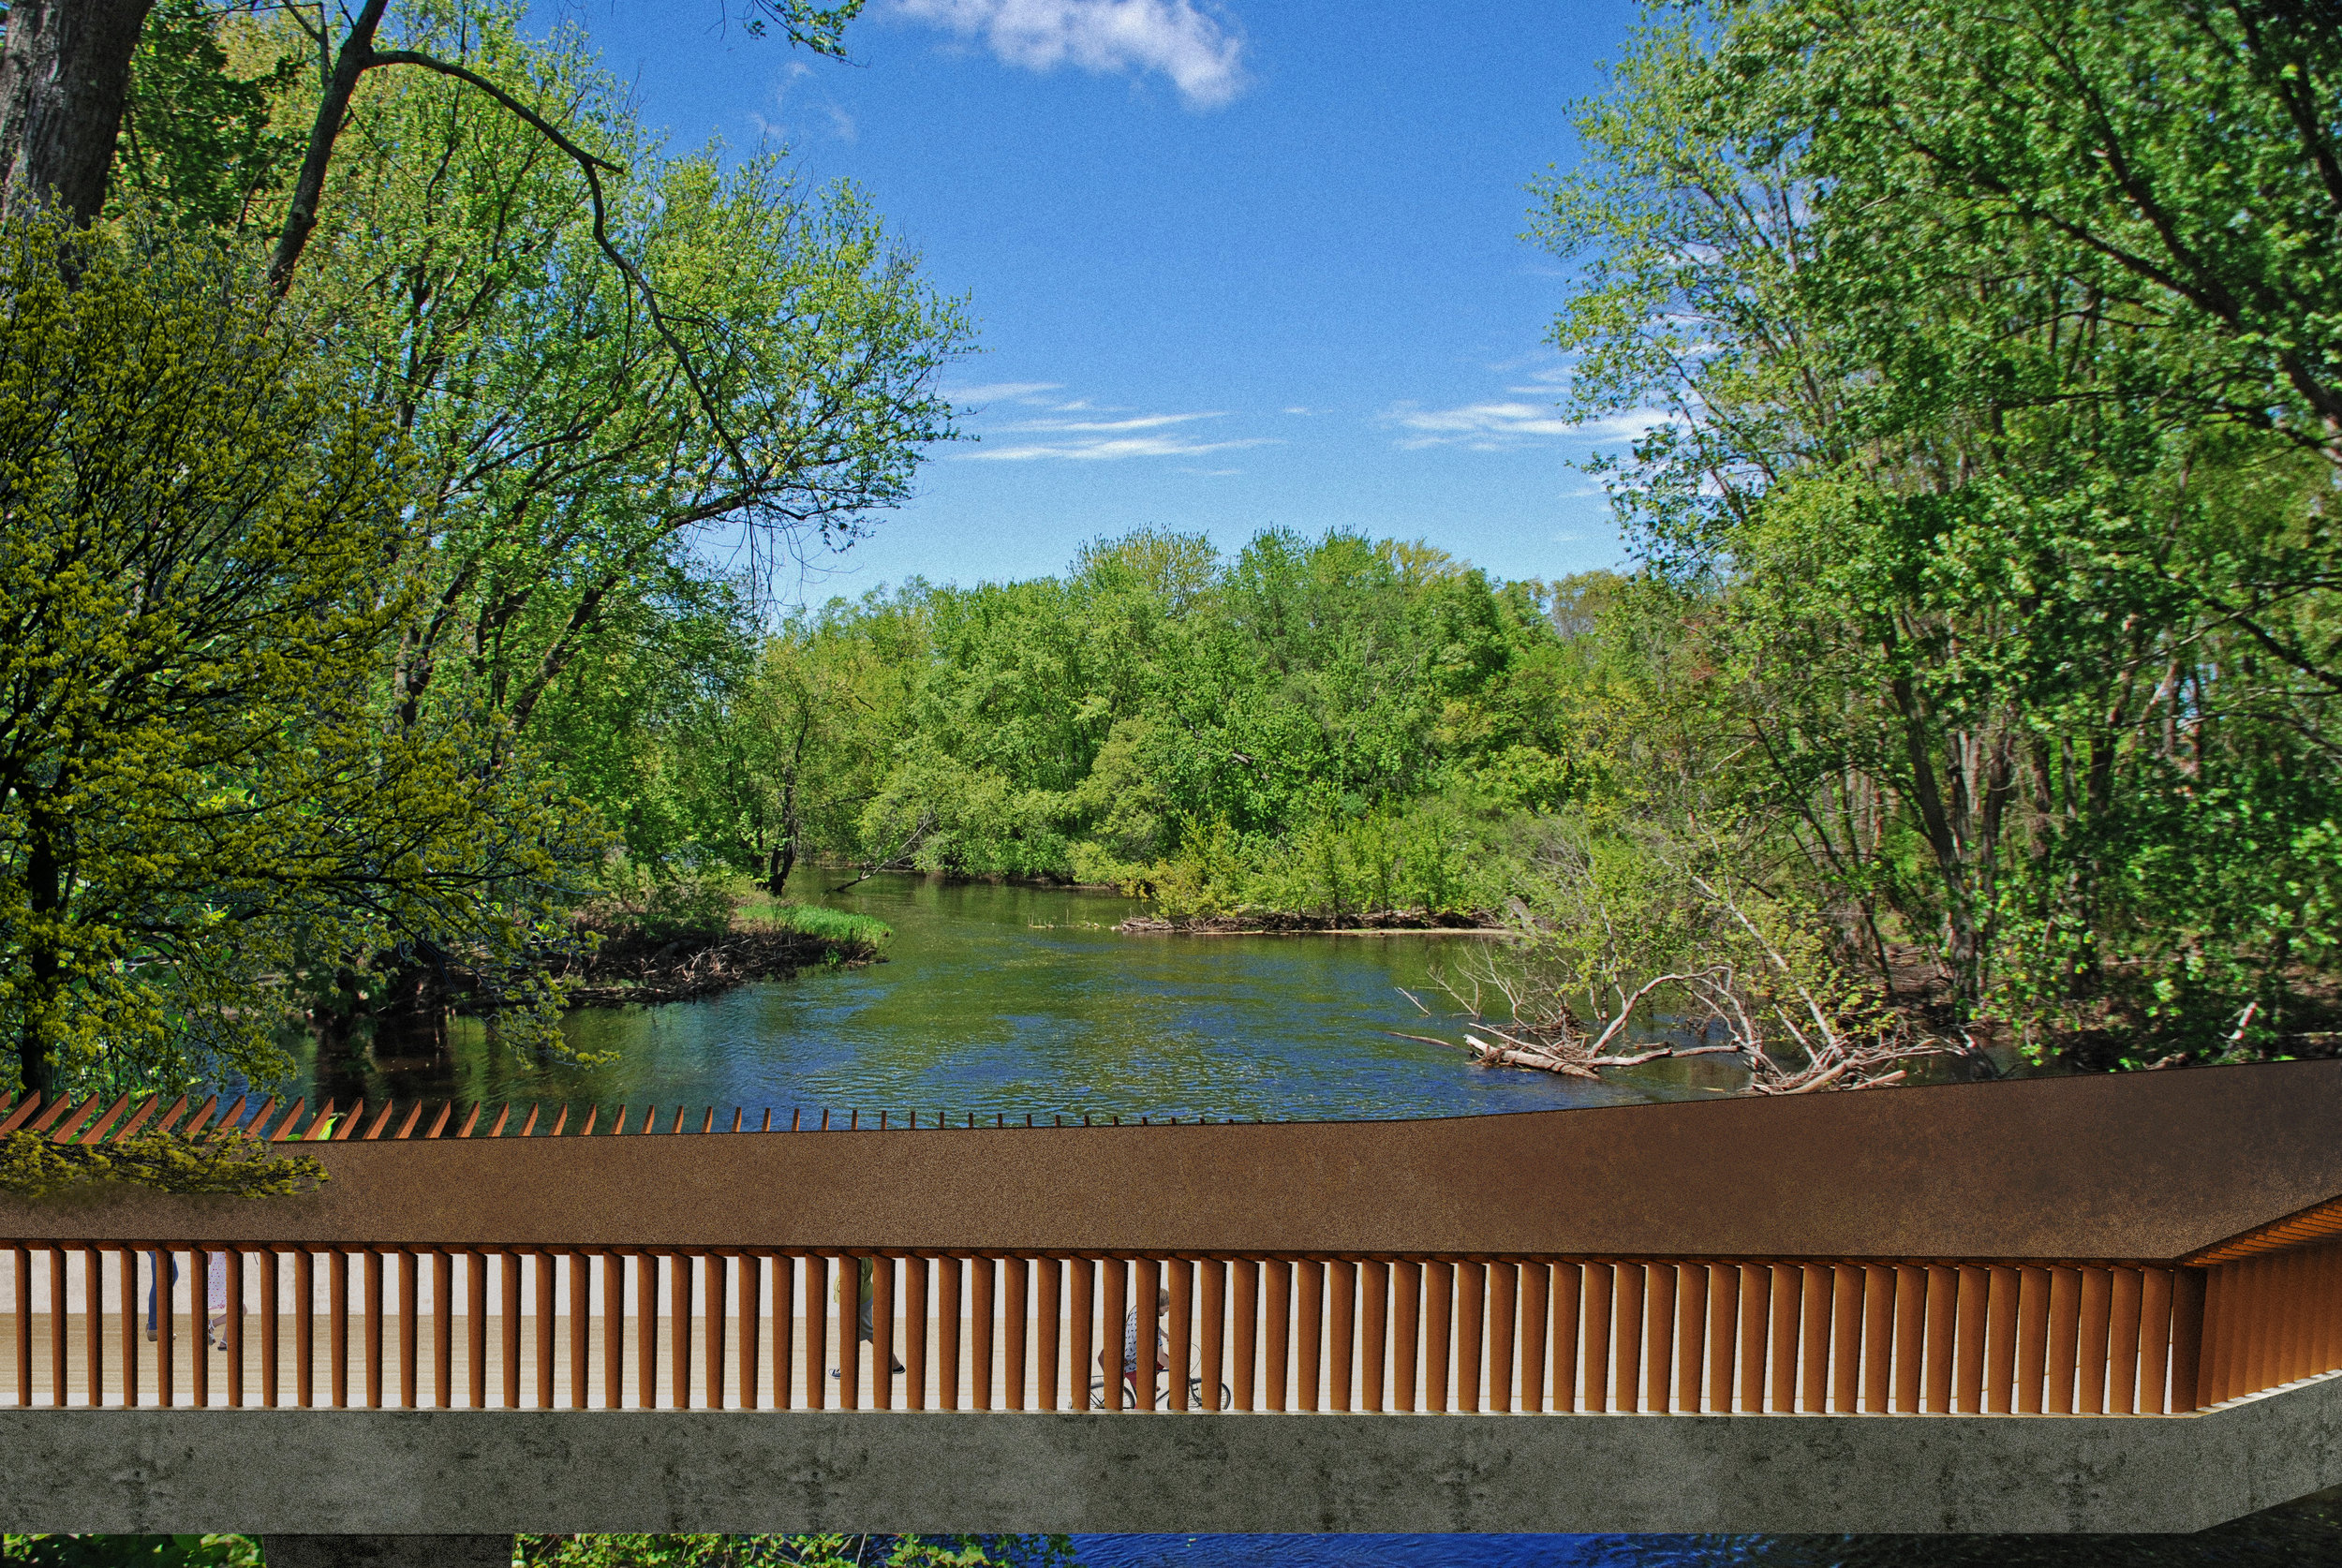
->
3, 1060, 2339, 1263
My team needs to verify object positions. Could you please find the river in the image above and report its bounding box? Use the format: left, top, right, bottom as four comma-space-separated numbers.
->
289, 872, 2337, 1564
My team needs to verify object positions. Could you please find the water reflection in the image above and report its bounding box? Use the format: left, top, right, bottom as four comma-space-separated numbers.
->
1069, 1481, 2342, 1564
292, 871, 1746, 1117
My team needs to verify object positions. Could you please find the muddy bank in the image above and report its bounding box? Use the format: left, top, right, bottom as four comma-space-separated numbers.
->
1119, 910, 1504, 937
552, 925, 882, 1006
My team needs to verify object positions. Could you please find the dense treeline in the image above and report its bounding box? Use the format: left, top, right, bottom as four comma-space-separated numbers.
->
0, 0, 961, 1098
563, 529, 1601, 926
1489, 0, 2342, 1074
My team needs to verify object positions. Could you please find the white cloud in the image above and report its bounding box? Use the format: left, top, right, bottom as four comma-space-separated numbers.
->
944, 380, 1066, 404
1382, 398, 1682, 452
1000, 410, 1222, 434
969, 433, 1272, 461
889, 0, 1246, 109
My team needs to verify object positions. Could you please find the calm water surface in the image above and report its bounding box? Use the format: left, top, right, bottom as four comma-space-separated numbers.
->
296, 870, 1741, 1117
289, 874, 2327, 1564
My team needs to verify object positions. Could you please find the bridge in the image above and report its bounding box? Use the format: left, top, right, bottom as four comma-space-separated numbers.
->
5, 1060, 2342, 1544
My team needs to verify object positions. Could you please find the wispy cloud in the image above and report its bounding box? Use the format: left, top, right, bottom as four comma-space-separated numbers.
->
1384, 359, 1683, 452
945, 380, 1067, 405
944, 382, 1275, 461
888, 0, 1247, 109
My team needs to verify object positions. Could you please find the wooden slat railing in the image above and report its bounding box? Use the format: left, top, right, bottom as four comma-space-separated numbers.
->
0, 1244, 2235, 1413
7, 1075, 2342, 1415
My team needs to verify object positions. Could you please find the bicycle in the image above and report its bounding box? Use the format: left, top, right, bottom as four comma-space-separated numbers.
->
1088, 1368, 1235, 1410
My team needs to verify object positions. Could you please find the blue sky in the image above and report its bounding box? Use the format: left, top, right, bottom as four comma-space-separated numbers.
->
553, 0, 1650, 599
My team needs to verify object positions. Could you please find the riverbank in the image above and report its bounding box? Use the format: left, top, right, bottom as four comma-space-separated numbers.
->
555, 906, 887, 1006
1119, 910, 1503, 936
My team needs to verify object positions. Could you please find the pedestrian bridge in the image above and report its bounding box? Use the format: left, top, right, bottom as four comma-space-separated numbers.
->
5, 1061, 2342, 1536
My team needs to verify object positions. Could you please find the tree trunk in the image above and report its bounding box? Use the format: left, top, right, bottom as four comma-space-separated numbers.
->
0, 0, 156, 225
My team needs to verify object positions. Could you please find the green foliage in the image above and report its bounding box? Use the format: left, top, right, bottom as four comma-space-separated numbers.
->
109, 0, 304, 230
0, 1126, 328, 1200
1530, 0, 2342, 1064
634, 529, 1608, 922
518, 1535, 1072, 1568
3, 1537, 261, 1568
0, 214, 601, 1099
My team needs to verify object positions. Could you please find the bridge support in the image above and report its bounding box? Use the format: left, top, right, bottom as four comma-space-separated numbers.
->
267, 1539, 511, 1568
8, 1370, 2342, 1538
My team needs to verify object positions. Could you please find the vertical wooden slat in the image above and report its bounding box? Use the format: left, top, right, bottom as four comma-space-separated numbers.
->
469, 1250, 492, 1411
1032, 1256, 1059, 1411
901, 1257, 926, 1412
1519, 1263, 1550, 1413
1292, 1261, 1322, 1412
1828, 1265, 1862, 1414
2139, 1266, 2174, 1414
2076, 1266, 2112, 1416
1261, 1260, 1290, 1413
1805, 1266, 1839, 1415
49, 1247, 67, 1408
777, 1254, 796, 1410
2013, 1265, 2052, 1414
1953, 1265, 1988, 1413
159, 1249, 179, 1408
1489, 1262, 1518, 1413
293, 1250, 313, 1409
1700, 1264, 1736, 1414
1168, 1258, 1194, 1411
1984, 1265, 2022, 1414
1611, 1263, 1645, 1414
85, 1248, 106, 1409
1199, 1259, 1227, 1413
1732, 1265, 1764, 1414
1767, 1266, 1799, 1415
1919, 1265, 1954, 1414
1423, 1261, 1454, 1413
738, 1255, 762, 1412
1062, 1257, 1088, 1412
1671, 1262, 1705, 1414
2108, 1267, 2143, 1415
5, 1247, 22, 1408
864, 1254, 885, 1412
1860, 1265, 1894, 1414
122, 1247, 141, 1409
2044, 1266, 2083, 1415
401, 1252, 420, 1410
1103, 1256, 1129, 1411
934, 1255, 959, 1411
1550, 1263, 1583, 1413
1147, 1258, 1173, 1408
324, 1250, 347, 1410
1327, 1261, 1358, 1413
1639, 1263, 1673, 1415
256, 1250, 275, 1409
365, 1250, 384, 1410
999, 1255, 1024, 1411
1581, 1263, 1614, 1413
1387, 1260, 1420, 1412
1452, 1261, 1484, 1413
540, 1251, 559, 1411
1358, 1260, 1387, 1413
669, 1253, 691, 1411
435, 1251, 454, 1409
2171, 1267, 2209, 1412
1890, 1265, 1925, 1414
1235, 1260, 1262, 1411
797, 1253, 823, 1410
970, 1254, 996, 1411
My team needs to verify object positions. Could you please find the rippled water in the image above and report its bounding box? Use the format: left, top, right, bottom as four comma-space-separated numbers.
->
1069, 1485, 2342, 1565
297, 870, 1743, 1117
288, 874, 2327, 1564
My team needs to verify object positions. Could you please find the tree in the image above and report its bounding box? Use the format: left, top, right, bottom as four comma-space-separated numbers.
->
0, 0, 156, 223
0, 217, 595, 1098
1535, 0, 2342, 1058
